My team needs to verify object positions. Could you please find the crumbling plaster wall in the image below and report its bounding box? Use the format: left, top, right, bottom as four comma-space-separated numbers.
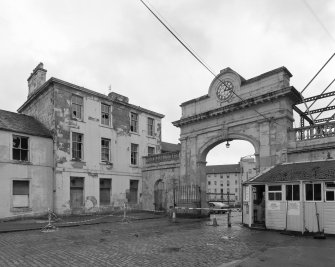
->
0, 131, 53, 219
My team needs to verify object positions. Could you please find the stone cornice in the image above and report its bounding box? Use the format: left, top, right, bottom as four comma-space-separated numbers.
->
173, 86, 301, 128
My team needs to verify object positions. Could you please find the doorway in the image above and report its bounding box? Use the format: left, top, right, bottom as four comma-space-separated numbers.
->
252, 185, 265, 224
129, 180, 139, 204
70, 177, 84, 211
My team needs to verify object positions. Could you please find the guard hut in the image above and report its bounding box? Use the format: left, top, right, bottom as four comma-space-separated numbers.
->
242, 160, 335, 234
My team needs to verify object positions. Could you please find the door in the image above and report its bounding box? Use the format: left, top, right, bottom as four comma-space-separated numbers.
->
100, 179, 111, 206
70, 177, 84, 210
154, 180, 165, 211
129, 180, 138, 204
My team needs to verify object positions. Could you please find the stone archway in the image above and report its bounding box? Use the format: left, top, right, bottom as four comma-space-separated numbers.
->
173, 66, 302, 210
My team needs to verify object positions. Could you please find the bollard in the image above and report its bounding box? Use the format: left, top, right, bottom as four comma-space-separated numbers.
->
172, 209, 177, 223
227, 209, 231, 227
212, 214, 218, 226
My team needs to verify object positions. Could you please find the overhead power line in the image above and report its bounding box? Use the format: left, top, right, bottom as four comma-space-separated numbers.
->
139, 0, 279, 124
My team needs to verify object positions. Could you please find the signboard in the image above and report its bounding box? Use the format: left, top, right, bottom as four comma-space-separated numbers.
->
244, 187, 249, 201
267, 201, 280, 210
287, 202, 300, 216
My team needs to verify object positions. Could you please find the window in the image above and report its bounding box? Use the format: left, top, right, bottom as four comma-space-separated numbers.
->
235, 180, 237, 185
12, 180, 29, 208
71, 95, 83, 120
227, 181, 230, 186
12, 135, 29, 161
208, 181, 211, 185
235, 188, 238, 193
286, 184, 300, 201
100, 179, 111, 205
101, 103, 110, 126
268, 185, 282, 201
214, 181, 217, 186
220, 175, 223, 179
227, 175, 230, 178
148, 146, 155, 156
305, 183, 322, 201
101, 138, 110, 162
72, 133, 83, 160
325, 183, 335, 201
147, 118, 154, 136
131, 143, 138, 165
214, 174, 217, 177
220, 183, 223, 187
130, 112, 138, 132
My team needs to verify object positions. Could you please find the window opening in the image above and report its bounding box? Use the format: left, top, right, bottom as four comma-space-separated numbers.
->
72, 133, 83, 160
71, 95, 83, 120
101, 103, 110, 126
101, 138, 110, 162
305, 183, 322, 201
130, 112, 138, 132
131, 143, 138, 165
13, 135, 29, 161
268, 185, 282, 201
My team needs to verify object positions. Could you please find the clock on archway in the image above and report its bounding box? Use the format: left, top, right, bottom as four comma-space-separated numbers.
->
216, 80, 234, 102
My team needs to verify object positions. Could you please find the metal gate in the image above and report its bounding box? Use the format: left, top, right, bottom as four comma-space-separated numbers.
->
175, 185, 201, 206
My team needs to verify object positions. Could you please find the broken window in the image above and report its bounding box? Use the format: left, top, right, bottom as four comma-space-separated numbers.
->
100, 179, 111, 205
13, 180, 30, 208
101, 103, 110, 126
148, 146, 155, 156
147, 117, 154, 136
286, 184, 300, 201
71, 95, 83, 120
101, 138, 110, 162
325, 183, 335, 201
130, 143, 138, 165
12, 135, 29, 161
305, 183, 322, 201
130, 112, 138, 132
72, 132, 83, 160
268, 185, 282, 201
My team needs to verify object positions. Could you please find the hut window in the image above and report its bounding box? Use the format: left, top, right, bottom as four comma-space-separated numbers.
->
305, 183, 322, 201
268, 185, 282, 201
325, 183, 335, 201
286, 184, 300, 201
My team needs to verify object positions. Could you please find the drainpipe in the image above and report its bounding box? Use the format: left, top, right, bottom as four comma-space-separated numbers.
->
300, 180, 304, 235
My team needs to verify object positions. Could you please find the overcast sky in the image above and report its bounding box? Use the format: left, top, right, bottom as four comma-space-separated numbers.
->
0, 0, 334, 165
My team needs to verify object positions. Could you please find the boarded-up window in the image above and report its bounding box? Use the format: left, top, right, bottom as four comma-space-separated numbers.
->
13, 135, 29, 161
13, 180, 29, 208
306, 183, 322, 201
100, 179, 111, 205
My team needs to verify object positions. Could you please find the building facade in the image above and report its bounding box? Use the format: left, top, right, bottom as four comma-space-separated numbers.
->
16, 63, 164, 215
0, 110, 53, 219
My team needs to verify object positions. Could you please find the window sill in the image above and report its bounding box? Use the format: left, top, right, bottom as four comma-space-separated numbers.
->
11, 207, 32, 212
100, 124, 113, 129
146, 135, 156, 139
130, 165, 139, 168
71, 159, 86, 163
11, 160, 32, 165
130, 132, 140, 136
100, 162, 113, 168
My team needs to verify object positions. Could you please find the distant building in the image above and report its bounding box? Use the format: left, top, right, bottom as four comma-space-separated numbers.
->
0, 110, 53, 219
15, 63, 164, 215
161, 141, 181, 153
206, 157, 256, 204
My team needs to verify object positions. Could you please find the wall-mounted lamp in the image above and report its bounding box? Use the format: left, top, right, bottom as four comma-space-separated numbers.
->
226, 140, 230, 148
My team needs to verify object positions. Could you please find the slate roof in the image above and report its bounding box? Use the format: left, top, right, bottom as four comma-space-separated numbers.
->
247, 160, 335, 184
161, 142, 181, 153
206, 164, 240, 174
0, 109, 52, 138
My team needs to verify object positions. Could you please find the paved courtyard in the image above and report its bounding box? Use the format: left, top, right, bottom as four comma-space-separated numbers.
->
0, 212, 334, 267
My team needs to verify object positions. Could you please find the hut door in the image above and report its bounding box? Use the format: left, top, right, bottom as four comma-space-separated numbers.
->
154, 180, 165, 211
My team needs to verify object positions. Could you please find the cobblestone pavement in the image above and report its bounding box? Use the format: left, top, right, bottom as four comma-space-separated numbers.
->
0, 212, 334, 267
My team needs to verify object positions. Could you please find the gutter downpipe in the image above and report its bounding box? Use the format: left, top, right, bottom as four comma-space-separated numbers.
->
301, 180, 305, 235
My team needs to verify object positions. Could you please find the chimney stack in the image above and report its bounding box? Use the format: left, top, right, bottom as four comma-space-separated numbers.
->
27, 62, 47, 97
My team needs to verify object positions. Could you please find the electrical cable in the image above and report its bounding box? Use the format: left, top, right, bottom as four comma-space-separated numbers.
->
139, 0, 284, 125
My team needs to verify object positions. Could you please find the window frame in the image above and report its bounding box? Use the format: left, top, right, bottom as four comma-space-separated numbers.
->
12, 135, 29, 161
101, 138, 111, 163
130, 143, 139, 165
147, 117, 155, 136
130, 112, 139, 133
147, 146, 155, 156
268, 185, 282, 201
101, 103, 111, 126
305, 183, 322, 202
71, 94, 83, 120
72, 132, 84, 160
286, 184, 300, 201
325, 182, 335, 202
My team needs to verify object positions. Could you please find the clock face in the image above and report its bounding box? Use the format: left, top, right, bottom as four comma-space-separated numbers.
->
216, 80, 234, 102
